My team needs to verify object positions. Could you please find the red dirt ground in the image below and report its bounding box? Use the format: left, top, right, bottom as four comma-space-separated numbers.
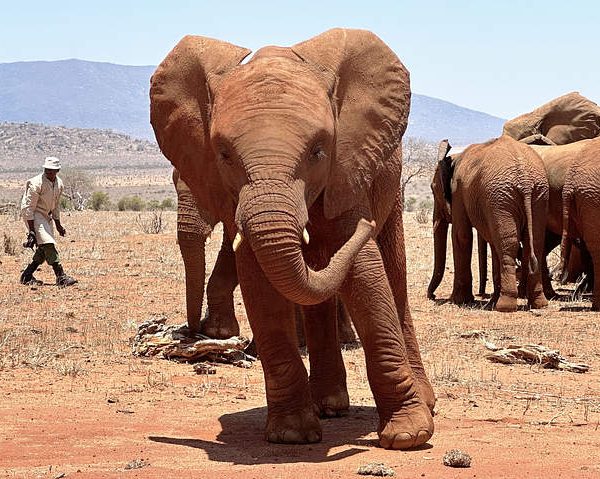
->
1, 211, 599, 478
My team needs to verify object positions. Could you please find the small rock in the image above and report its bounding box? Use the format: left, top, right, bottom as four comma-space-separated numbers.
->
193, 363, 217, 375
443, 449, 472, 468
357, 462, 395, 476
107, 397, 119, 404
125, 459, 149, 470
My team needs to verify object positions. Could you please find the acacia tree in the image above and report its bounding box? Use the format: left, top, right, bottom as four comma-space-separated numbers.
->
59, 168, 95, 210
401, 137, 436, 204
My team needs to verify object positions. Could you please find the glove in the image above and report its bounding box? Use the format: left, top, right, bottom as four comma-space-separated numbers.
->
56, 224, 66, 237
24, 231, 37, 249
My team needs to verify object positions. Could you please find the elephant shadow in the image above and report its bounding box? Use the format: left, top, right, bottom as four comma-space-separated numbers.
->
148, 405, 431, 465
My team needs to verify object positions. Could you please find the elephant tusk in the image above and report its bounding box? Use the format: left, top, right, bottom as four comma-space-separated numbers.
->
232, 231, 244, 252
302, 228, 310, 245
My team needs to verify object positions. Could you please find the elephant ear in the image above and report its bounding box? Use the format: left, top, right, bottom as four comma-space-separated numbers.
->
150, 36, 251, 215
432, 140, 453, 221
292, 29, 410, 219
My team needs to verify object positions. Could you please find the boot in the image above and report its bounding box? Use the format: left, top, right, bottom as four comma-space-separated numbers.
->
20, 261, 43, 285
52, 263, 78, 287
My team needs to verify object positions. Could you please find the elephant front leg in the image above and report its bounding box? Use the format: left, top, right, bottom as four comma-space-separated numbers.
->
236, 245, 320, 444
203, 230, 240, 338
377, 196, 435, 414
303, 298, 349, 418
341, 240, 433, 450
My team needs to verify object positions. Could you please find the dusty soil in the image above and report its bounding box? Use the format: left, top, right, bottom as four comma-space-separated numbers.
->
1, 210, 599, 478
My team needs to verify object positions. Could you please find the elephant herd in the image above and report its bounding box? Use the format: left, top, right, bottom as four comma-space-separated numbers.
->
428, 92, 600, 312
149, 30, 599, 450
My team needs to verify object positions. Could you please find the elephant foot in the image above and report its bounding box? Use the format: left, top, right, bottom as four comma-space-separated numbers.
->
414, 376, 436, 415
265, 405, 322, 444
200, 310, 240, 339
311, 383, 350, 418
544, 287, 558, 300
528, 292, 548, 309
378, 401, 434, 450
495, 294, 517, 313
451, 291, 475, 305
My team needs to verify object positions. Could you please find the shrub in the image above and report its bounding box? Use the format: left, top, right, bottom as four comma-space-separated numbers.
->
117, 195, 146, 211
59, 196, 74, 210
404, 196, 417, 212
146, 199, 161, 211
3, 232, 19, 255
136, 211, 165, 234
160, 198, 175, 210
89, 191, 111, 211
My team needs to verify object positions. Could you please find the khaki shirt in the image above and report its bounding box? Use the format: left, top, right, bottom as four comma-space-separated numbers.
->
21, 173, 64, 245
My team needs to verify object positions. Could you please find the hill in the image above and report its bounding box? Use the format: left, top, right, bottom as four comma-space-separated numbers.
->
0, 59, 504, 144
0, 122, 163, 173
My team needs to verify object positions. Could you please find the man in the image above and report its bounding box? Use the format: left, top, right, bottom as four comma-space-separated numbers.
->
20, 156, 77, 287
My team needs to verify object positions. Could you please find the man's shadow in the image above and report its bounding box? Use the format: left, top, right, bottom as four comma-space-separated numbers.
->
149, 405, 431, 465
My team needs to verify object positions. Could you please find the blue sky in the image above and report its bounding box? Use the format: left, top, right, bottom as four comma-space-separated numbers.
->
2, 0, 598, 119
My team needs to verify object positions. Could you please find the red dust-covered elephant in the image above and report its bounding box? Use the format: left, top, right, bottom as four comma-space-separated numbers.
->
150, 29, 434, 449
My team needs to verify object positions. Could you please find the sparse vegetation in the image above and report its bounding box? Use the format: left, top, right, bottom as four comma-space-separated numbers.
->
89, 191, 111, 211
136, 210, 165, 234
3, 232, 19, 255
118, 195, 146, 211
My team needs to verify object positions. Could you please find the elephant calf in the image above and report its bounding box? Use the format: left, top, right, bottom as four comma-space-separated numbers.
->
430, 135, 549, 312
560, 137, 600, 310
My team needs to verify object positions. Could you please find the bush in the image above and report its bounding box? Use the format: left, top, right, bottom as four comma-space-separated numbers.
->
146, 199, 161, 211
136, 211, 165, 234
89, 191, 111, 211
404, 196, 417, 212
160, 198, 175, 210
117, 195, 146, 211
3, 232, 19, 255
60, 196, 74, 210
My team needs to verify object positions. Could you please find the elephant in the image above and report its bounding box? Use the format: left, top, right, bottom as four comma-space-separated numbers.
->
173, 168, 239, 338
174, 168, 358, 345
150, 29, 434, 449
560, 137, 600, 310
429, 136, 549, 312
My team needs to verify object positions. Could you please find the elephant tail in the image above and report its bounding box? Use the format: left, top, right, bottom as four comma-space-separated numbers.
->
523, 190, 538, 275
559, 179, 575, 283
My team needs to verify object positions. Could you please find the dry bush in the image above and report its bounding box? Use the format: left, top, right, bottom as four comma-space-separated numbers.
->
3, 232, 19, 255
136, 210, 165, 234
415, 206, 431, 224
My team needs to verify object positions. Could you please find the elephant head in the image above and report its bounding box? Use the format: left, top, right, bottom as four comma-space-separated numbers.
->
427, 139, 454, 299
150, 29, 409, 306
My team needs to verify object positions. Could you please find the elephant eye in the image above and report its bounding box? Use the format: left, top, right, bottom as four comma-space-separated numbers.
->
310, 145, 326, 163
219, 150, 233, 166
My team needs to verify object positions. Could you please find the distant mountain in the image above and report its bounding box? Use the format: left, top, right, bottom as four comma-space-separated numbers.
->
407, 94, 504, 145
0, 59, 504, 144
0, 59, 155, 140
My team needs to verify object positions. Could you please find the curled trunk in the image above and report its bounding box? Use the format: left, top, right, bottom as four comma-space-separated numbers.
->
244, 211, 374, 305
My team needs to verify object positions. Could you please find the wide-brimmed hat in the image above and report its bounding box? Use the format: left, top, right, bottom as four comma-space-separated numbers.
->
43, 156, 61, 170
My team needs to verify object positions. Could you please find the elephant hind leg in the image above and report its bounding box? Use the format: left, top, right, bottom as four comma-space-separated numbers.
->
303, 298, 349, 418
203, 230, 240, 339
493, 221, 519, 313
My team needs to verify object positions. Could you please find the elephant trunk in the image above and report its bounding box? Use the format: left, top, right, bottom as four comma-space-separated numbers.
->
237, 183, 374, 306
427, 203, 449, 300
